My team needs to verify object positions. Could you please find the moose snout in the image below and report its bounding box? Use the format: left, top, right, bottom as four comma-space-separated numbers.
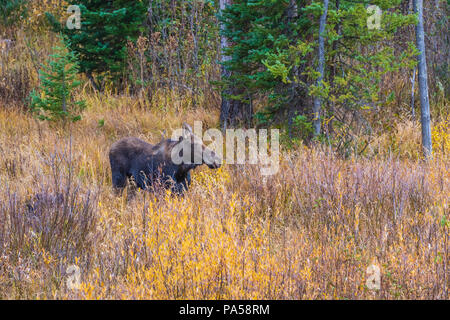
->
205, 152, 221, 169
208, 161, 221, 169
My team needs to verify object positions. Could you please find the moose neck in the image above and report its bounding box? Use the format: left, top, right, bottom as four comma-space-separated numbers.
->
181, 162, 200, 173
174, 162, 200, 182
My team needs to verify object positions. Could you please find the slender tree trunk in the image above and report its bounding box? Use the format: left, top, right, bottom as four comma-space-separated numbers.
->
219, 0, 250, 129
313, 0, 329, 137
328, 0, 340, 138
410, 68, 416, 120
414, 0, 433, 158
287, 0, 298, 138
86, 72, 100, 92
146, 0, 153, 30
219, 0, 232, 129
287, 0, 297, 19
62, 69, 66, 113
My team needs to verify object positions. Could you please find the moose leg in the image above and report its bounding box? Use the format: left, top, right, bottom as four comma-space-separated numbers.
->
132, 170, 151, 190
112, 170, 127, 189
171, 171, 191, 195
171, 182, 187, 196
112, 169, 127, 194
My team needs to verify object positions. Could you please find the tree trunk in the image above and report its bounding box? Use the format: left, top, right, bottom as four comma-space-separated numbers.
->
219, 0, 250, 129
414, 0, 433, 158
328, 0, 340, 138
86, 72, 100, 92
313, 0, 329, 137
287, 0, 297, 19
287, 0, 298, 138
410, 68, 416, 120
62, 69, 66, 113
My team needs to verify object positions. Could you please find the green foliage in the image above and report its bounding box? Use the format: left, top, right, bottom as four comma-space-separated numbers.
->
139, 0, 219, 93
0, 0, 27, 26
262, 49, 292, 84
46, 0, 146, 87
220, 0, 417, 142
219, 0, 314, 130
30, 36, 86, 122
312, 1, 417, 113
293, 114, 313, 140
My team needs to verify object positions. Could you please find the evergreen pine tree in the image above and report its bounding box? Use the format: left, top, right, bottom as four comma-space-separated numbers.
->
0, 0, 27, 26
221, 1, 417, 144
46, 0, 146, 89
30, 36, 86, 122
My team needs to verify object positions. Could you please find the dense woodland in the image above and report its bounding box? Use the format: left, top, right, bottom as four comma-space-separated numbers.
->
0, 0, 448, 300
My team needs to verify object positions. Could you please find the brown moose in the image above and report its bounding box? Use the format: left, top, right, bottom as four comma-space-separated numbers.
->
109, 123, 221, 195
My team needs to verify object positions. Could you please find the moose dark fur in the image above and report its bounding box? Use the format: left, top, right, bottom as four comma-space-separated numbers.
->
109, 123, 221, 195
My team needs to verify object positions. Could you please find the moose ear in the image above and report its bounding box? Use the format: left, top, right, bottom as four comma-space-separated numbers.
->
182, 122, 193, 134
182, 122, 193, 139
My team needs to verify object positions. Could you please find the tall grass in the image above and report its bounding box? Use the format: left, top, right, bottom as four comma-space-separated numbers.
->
0, 5, 448, 299
0, 96, 447, 299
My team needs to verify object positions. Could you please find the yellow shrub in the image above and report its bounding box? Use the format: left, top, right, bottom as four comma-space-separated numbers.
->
432, 116, 450, 156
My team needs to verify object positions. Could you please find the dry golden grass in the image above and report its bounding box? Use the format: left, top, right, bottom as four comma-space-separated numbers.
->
0, 8, 448, 299
0, 92, 448, 299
